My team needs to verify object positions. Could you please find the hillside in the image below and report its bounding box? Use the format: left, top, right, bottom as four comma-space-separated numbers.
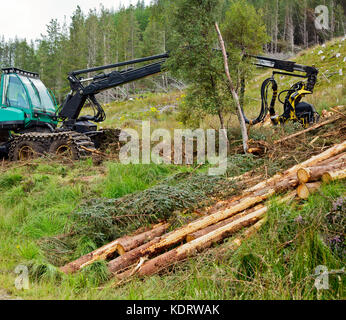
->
0, 40, 345, 300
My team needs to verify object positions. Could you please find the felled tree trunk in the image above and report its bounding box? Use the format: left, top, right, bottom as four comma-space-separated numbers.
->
107, 143, 345, 276
322, 169, 346, 183
108, 237, 163, 274
297, 182, 322, 199
297, 157, 345, 183
186, 205, 265, 242
246, 141, 346, 193
117, 192, 296, 278
137, 207, 268, 277
228, 218, 266, 250
187, 191, 296, 242
61, 223, 169, 274
116, 223, 170, 255
108, 189, 274, 274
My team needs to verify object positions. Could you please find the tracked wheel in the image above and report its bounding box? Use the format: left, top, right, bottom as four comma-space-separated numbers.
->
9, 134, 46, 161
48, 132, 96, 160
9, 132, 96, 161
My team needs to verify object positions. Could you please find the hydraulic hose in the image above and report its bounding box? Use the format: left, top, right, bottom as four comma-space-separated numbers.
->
241, 77, 278, 125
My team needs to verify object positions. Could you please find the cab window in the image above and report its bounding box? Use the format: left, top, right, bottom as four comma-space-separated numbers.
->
5, 75, 30, 109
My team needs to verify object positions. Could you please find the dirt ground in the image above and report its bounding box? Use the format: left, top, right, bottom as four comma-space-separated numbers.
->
0, 289, 22, 300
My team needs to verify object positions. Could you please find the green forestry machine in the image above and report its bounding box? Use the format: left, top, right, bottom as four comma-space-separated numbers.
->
0, 53, 169, 160
0, 52, 319, 161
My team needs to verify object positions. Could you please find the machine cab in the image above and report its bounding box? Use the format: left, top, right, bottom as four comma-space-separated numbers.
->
0, 68, 58, 130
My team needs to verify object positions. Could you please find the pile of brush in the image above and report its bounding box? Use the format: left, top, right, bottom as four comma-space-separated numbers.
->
60, 141, 345, 282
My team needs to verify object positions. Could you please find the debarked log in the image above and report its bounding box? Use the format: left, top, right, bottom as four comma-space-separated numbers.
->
297, 155, 345, 183
137, 207, 268, 277
246, 141, 346, 193
322, 168, 346, 183
61, 222, 169, 274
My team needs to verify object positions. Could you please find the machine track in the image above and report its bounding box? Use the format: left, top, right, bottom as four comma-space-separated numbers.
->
9, 131, 96, 161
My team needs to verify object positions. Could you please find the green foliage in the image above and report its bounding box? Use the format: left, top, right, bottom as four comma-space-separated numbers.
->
221, 0, 270, 89
167, 0, 269, 128
222, 0, 270, 54
0, 172, 22, 190
0, 0, 344, 108
166, 0, 229, 127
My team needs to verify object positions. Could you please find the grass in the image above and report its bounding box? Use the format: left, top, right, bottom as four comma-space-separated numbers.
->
99, 162, 187, 198
0, 163, 344, 299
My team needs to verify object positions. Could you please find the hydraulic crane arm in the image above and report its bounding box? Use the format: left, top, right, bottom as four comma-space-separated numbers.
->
248, 55, 319, 92
58, 53, 169, 125
241, 54, 319, 126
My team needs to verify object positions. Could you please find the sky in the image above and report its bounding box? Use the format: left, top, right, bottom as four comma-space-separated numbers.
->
0, 0, 152, 41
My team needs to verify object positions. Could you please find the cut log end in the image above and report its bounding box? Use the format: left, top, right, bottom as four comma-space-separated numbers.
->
322, 169, 346, 183
297, 182, 321, 199
322, 173, 332, 183
297, 168, 311, 184
116, 244, 126, 256
297, 184, 309, 199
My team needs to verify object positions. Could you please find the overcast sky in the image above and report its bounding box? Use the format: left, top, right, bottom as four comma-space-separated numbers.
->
0, 0, 152, 41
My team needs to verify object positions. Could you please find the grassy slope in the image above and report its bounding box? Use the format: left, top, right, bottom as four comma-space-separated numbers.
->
0, 161, 344, 300
0, 39, 345, 300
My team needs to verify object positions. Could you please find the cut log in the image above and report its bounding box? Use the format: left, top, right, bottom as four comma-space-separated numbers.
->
246, 141, 346, 193
61, 223, 169, 274
108, 189, 275, 274
187, 191, 296, 243
248, 147, 263, 154
228, 218, 266, 250
137, 207, 268, 277
297, 156, 346, 183
274, 115, 341, 145
116, 223, 170, 255
186, 205, 264, 242
108, 144, 346, 275
119, 192, 296, 278
322, 168, 346, 183
297, 182, 322, 199
108, 237, 163, 274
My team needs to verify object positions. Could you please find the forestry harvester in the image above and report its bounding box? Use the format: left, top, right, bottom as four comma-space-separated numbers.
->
0, 53, 168, 160
0, 53, 319, 161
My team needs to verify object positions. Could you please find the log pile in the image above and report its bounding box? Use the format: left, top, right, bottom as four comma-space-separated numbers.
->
296, 153, 345, 199
61, 141, 346, 281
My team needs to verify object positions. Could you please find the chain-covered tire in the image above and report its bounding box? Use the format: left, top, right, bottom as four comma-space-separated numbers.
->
48, 132, 95, 160
8, 131, 95, 161
9, 136, 46, 161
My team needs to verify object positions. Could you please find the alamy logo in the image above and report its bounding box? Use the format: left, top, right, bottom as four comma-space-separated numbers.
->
14, 265, 29, 290
119, 121, 228, 176
313, 265, 345, 291
315, 5, 329, 30
314, 265, 329, 290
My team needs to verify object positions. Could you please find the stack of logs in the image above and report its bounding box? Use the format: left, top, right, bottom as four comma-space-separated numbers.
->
60, 141, 346, 280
